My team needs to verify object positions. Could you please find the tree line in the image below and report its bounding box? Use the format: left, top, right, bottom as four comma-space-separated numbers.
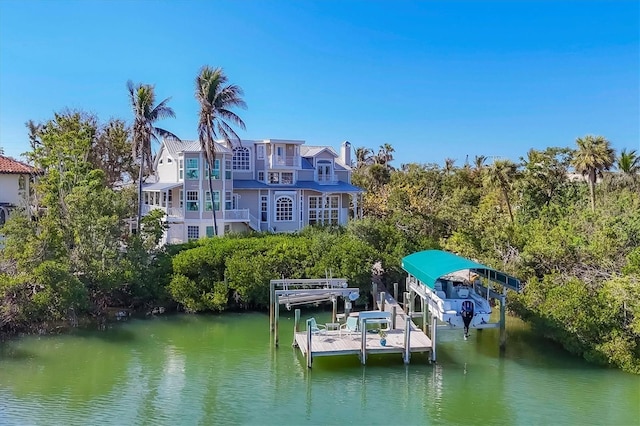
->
350, 137, 639, 373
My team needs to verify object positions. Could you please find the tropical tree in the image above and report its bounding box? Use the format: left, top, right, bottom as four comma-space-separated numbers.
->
375, 143, 395, 169
89, 119, 136, 187
484, 159, 518, 223
127, 81, 179, 229
474, 155, 487, 172
354, 146, 373, 169
571, 135, 615, 212
443, 158, 456, 175
617, 148, 639, 175
195, 66, 247, 236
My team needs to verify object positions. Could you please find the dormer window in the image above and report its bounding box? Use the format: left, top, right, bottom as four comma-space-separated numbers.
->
233, 147, 251, 170
316, 160, 333, 183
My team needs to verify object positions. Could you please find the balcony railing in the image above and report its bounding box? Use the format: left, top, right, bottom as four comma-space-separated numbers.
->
269, 155, 300, 168
142, 205, 250, 222
223, 209, 250, 221
141, 205, 184, 219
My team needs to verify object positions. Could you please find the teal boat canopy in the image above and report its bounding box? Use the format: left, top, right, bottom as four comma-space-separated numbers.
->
401, 250, 521, 292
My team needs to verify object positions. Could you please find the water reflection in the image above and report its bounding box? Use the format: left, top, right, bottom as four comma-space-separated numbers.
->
1, 313, 637, 425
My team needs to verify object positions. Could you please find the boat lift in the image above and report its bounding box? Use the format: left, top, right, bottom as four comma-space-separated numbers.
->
269, 278, 360, 347
401, 250, 522, 361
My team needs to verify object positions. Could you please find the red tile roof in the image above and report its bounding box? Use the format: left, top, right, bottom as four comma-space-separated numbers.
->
0, 155, 35, 174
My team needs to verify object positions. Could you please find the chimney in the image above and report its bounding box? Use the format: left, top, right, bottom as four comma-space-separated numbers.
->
340, 141, 351, 166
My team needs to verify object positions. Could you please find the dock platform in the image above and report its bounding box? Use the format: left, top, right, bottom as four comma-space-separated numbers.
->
293, 290, 432, 365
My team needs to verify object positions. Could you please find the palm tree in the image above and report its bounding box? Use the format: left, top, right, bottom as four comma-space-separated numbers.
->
354, 146, 373, 169
571, 135, 615, 212
127, 81, 179, 230
443, 158, 456, 175
195, 66, 247, 236
485, 159, 518, 223
617, 148, 639, 175
375, 143, 395, 170
474, 155, 487, 171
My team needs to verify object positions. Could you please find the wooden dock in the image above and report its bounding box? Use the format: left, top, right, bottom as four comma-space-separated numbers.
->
292, 290, 432, 366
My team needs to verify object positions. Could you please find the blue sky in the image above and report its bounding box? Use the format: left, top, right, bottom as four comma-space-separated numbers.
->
0, 0, 638, 167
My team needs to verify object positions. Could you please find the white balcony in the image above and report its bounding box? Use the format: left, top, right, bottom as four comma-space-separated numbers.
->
268, 155, 300, 168
223, 209, 250, 222
141, 204, 184, 220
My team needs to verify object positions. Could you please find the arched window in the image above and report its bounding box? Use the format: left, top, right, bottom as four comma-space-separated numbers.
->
232, 147, 251, 170
275, 196, 293, 222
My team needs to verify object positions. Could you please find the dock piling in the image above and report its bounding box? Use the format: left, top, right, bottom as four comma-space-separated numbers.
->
332, 297, 337, 323
403, 316, 411, 364
380, 291, 386, 311
391, 306, 397, 329
360, 318, 368, 365
431, 315, 437, 362
393, 282, 398, 303
293, 309, 300, 347
274, 294, 279, 347
306, 319, 313, 368
499, 291, 507, 350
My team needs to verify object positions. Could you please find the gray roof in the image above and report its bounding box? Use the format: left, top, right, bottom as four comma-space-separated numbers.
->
142, 182, 183, 191
164, 139, 232, 155
300, 146, 338, 158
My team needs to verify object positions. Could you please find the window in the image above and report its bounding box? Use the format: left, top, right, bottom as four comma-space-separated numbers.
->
18, 175, 26, 191
179, 189, 184, 208
275, 196, 293, 222
187, 226, 199, 241
205, 159, 221, 179
317, 160, 332, 182
159, 159, 163, 164
266, 172, 293, 185
186, 191, 199, 211
144, 192, 150, 205
225, 159, 232, 179
178, 159, 184, 180
167, 158, 173, 163
206, 226, 215, 238
186, 158, 199, 179
281, 172, 293, 184
233, 147, 250, 170
261, 195, 268, 222
163, 191, 173, 207
257, 145, 265, 159
308, 195, 339, 225
205, 191, 220, 211
225, 191, 232, 210
258, 171, 264, 182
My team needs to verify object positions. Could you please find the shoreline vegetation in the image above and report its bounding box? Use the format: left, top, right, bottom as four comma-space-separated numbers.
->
1, 105, 639, 373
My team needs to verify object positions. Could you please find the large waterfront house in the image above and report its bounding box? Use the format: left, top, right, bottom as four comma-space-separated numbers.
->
141, 139, 363, 244
0, 154, 34, 227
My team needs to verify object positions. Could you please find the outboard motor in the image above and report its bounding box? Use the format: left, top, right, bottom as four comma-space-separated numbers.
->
461, 300, 474, 339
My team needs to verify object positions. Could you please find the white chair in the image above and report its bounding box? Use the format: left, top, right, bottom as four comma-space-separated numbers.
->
308, 318, 327, 335
339, 316, 359, 336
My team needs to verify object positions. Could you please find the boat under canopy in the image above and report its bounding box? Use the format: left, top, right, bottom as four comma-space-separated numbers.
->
401, 250, 521, 292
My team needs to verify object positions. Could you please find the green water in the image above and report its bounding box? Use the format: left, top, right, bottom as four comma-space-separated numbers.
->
1, 312, 638, 425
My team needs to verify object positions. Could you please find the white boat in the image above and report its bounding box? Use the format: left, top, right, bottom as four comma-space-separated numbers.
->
402, 250, 521, 340
428, 275, 492, 336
